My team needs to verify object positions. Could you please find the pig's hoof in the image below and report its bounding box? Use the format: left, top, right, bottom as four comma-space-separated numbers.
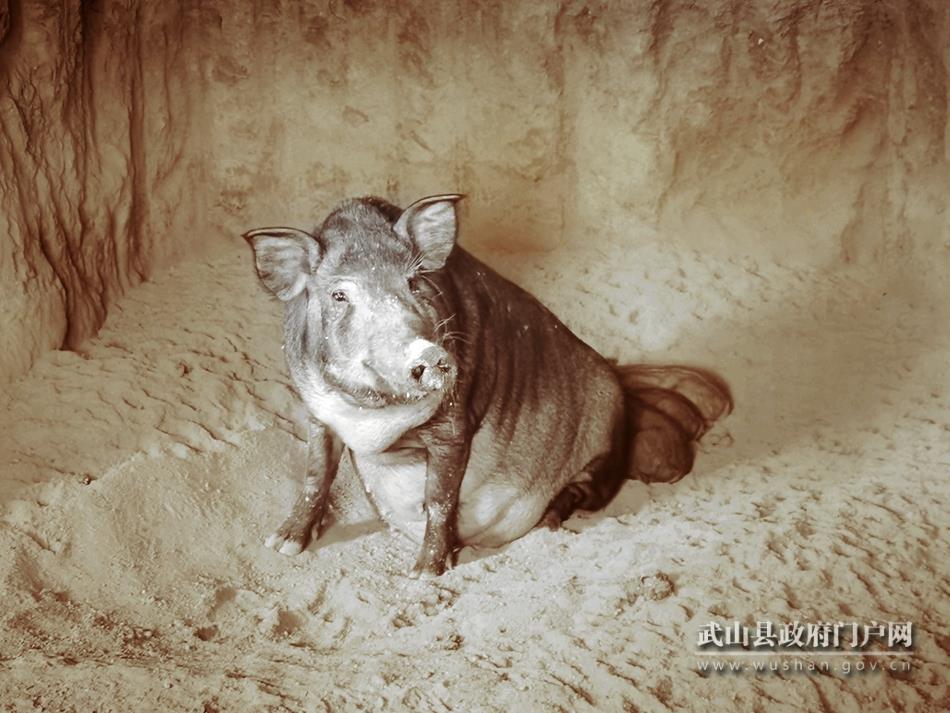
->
264, 523, 311, 556
540, 511, 562, 531
408, 564, 442, 579
409, 555, 447, 579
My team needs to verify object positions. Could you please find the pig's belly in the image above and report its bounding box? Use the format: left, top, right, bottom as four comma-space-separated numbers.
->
352, 450, 549, 547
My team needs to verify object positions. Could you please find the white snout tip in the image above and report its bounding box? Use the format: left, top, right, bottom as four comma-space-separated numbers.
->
406, 338, 439, 363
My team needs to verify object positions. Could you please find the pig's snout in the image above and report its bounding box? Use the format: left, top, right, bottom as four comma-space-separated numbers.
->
406, 340, 456, 393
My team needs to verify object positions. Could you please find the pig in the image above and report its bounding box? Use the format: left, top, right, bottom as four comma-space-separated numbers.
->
244, 194, 732, 576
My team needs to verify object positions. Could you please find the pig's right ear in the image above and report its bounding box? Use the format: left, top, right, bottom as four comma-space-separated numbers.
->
243, 227, 320, 301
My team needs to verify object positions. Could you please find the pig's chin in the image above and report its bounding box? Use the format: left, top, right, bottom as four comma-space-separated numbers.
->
322, 365, 440, 409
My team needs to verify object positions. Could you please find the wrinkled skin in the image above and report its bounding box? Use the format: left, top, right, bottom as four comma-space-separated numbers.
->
245, 195, 732, 576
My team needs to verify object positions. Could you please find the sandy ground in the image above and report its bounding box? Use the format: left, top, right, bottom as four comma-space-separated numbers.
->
0, 236, 947, 712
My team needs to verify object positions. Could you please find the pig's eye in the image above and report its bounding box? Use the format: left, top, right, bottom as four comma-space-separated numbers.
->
407, 277, 421, 293
331, 289, 348, 303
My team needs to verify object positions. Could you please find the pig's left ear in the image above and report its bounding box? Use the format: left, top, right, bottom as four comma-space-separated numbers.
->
243, 227, 320, 301
394, 194, 464, 269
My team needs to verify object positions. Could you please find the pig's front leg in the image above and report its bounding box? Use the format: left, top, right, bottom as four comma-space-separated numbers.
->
265, 418, 343, 556
411, 436, 471, 577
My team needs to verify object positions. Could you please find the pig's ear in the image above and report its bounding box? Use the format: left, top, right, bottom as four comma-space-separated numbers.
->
243, 227, 320, 301
394, 194, 464, 269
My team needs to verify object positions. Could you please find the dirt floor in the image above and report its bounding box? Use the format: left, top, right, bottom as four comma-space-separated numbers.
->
0, 237, 947, 712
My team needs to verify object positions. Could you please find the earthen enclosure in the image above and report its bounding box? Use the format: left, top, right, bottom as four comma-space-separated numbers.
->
1, 2, 948, 710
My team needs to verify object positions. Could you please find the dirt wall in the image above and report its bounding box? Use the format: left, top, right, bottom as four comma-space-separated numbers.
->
0, 0, 205, 382
204, 0, 950, 263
